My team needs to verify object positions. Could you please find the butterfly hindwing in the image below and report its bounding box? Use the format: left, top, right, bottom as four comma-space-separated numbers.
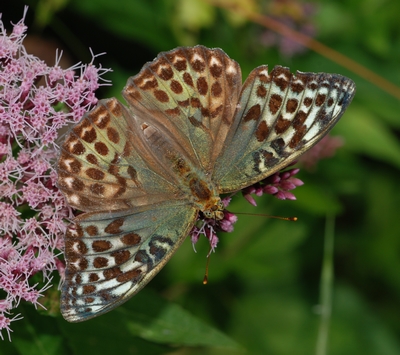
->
213, 65, 356, 193
61, 200, 198, 322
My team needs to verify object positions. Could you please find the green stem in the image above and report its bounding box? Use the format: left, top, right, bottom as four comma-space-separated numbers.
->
316, 214, 335, 355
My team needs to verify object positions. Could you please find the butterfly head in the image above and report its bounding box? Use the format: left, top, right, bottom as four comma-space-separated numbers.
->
202, 198, 225, 220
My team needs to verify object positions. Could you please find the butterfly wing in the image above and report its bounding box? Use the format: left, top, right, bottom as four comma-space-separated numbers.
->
57, 98, 185, 212
122, 45, 242, 173
61, 200, 198, 322
213, 66, 356, 193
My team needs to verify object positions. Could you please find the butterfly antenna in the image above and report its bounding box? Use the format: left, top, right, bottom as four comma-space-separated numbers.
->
235, 212, 297, 221
203, 246, 212, 285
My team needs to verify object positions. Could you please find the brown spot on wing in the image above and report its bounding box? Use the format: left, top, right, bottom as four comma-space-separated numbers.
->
71, 178, 84, 191
275, 115, 291, 134
244, 104, 261, 122
86, 168, 105, 180
76, 122, 97, 143
85, 225, 99, 236
286, 98, 298, 113
293, 111, 307, 128
210, 63, 222, 78
86, 154, 98, 165
309, 82, 318, 90
94, 142, 109, 156
291, 82, 305, 94
103, 267, 122, 280
83, 285, 96, 294
154, 90, 169, 103
66, 239, 88, 255
173, 59, 187, 71
289, 125, 307, 148
92, 240, 113, 252
89, 273, 99, 282
316, 94, 326, 106
304, 97, 313, 107
92, 109, 111, 129
93, 257, 108, 268
178, 99, 190, 107
170, 80, 183, 94
121, 233, 141, 245
197, 77, 208, 95
90, 183, 105, 196
113, 177, 127, 198
211, 81, 222, 97
191, 59, 206, 73
255, 121, 269, 142
107, 127, 120, 144
159, 66, 174, 81
272, 67, 291, 91
190, 97, 201, 109
105, 218, 124, 234
117, 269, 142, 283
111, 250, 131, 265
70, 141, 85, 156
257, 85, 267, 98
165, 107, 181, 116
211, 105, 223, 119
183, 72, 194, 87
269, 94, 283, 115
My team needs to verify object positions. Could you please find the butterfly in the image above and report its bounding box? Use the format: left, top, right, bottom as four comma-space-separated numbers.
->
57, 45, 355, 322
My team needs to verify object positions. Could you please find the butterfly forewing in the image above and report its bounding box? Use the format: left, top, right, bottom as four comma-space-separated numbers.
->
123, 46, 242, 173
213, 66, 356, 193
61, 200, 197, 322
57, 98, 183, 212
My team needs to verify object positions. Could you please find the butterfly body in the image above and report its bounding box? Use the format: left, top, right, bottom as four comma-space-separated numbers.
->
57, 45, 355, 322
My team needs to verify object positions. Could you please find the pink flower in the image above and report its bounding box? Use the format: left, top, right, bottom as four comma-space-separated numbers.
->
0, 8, 109, 340
190, 166, 303, 252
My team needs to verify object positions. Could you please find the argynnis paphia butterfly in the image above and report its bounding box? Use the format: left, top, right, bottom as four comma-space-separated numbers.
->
57, 46, 355, 322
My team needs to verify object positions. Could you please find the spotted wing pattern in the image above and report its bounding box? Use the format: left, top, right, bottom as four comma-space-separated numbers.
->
214, 65, 355, 192
61, 201, 197, 321
57, 98, 183, 213
58, 45, 355, 322
123, 46, 242, 173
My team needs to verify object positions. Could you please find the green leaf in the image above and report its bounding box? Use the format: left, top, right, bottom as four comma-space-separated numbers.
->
122, 290, 240, 348
58, 290, 240, 353
335, 105, 400, 169
70, 0, 176, 50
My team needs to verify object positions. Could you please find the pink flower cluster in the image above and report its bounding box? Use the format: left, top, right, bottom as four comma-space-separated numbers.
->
242, 165, 304, 205
190, 167, 304, 253
0, 9, 108, 340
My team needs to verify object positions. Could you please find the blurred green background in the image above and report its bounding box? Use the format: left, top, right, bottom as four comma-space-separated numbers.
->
1, 0, 400, 354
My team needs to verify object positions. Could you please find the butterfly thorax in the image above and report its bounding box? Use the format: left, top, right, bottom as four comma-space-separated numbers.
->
140, 121, 223, 220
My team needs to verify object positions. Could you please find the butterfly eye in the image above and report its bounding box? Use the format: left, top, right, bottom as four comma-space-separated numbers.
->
203, 210, 214, 219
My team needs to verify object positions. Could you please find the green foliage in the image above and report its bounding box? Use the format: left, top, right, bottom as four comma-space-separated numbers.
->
2, 0, 400, 353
